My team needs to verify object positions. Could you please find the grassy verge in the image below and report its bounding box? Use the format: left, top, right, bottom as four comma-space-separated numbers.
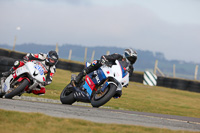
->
24, 69, 200, 118
0, 109, 198, 133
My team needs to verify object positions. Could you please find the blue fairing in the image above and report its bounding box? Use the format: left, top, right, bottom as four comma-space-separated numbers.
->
87, 68, 107, 84
83, 82, 92, 96
83, 68, 107, 97
120, 64, 128, 78
98, 68, 107, 80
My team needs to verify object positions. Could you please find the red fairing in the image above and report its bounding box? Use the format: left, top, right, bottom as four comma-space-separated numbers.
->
13, 61, 25, 70
12, 72, 17, 79
85, 75, 97, 91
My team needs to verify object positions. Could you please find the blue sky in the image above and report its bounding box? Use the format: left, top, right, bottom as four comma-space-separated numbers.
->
0, 0, 200, 63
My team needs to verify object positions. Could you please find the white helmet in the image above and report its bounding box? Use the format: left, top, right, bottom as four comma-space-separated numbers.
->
124, 48, 137, 64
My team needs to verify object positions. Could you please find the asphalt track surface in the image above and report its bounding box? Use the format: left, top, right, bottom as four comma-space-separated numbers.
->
0, 98, 200, 132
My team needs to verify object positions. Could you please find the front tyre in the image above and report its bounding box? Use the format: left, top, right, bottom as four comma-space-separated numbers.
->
91, 84, 117, 108
4, 79, 30, 99
0, 77, 6, 98
60, 84, 76, 105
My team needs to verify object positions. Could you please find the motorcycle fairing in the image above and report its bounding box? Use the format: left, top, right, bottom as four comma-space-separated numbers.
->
83, 75, 96, 96
102, 60, 129, 90
95, 68, 107, 83
83, 68, 108, 96
25, 62, 45, 83
2, 74, 13, 92
119, 63, 128, 78
87, 68, 107, 85
2, 61, 45, 93
2, 64, 30, 92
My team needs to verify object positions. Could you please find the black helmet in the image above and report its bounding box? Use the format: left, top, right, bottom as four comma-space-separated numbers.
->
124, 48, 137, 64
45, 50, 59, 66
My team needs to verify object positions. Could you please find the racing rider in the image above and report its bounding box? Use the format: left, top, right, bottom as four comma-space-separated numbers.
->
1, 50, 59, 95
73, 48, 137, 101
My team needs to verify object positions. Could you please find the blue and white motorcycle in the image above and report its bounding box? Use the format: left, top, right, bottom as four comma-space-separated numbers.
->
60, 60, 130, 108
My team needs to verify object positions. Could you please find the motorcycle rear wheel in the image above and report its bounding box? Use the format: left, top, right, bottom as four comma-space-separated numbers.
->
60, 84, 76, 105
4, 79, 30, 99
91, 84, 117, 108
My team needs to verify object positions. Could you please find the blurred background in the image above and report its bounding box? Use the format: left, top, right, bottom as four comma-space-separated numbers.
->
0, 0, 200, 80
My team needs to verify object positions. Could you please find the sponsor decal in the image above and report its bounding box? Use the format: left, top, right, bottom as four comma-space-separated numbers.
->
33, 71, 38, 76
94, 71, 100, 83
36, 62, 48, 74
86, 77, 91, 85
3, 84, 7, 91
92, 60, 97, 66
34, 65, 44, 75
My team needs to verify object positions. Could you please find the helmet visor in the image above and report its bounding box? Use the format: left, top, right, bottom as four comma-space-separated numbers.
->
47, 54, 57, 65
49, 58, 56, 63
125, 53, 137, 64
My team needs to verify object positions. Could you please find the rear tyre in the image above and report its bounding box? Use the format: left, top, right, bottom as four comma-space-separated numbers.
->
91, 84, 117, 108
4, 79, 30, 99
60, 84, 76, 105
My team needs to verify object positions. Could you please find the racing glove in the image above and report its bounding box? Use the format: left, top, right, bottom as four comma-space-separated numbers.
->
23, 56, 29, 61
100, 56, 108, 65
41, 81, 51, 86
100, 56, 112, 67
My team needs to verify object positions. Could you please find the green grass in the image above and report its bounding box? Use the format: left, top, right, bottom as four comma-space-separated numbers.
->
105, 82, 200, 118
24, 69, 200, 118
0, 109, 198, 133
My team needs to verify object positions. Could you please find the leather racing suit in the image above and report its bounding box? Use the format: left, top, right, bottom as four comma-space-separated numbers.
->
4, 53, 56, 95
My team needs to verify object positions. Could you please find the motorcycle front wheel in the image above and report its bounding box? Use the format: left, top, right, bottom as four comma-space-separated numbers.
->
60, 84, 76, 105
91, 84, 117, 108
5, 79, 30, 99
0, 77, 6, 98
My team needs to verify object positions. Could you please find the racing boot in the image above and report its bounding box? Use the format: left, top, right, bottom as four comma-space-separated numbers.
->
74, 69, 87, 86
32, 87, 46, 96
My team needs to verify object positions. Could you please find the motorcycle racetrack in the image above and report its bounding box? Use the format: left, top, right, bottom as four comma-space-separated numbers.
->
0, 98, 200, 132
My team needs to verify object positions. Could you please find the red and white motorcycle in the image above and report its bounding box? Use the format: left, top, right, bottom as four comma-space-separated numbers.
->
0, 61, 47, 98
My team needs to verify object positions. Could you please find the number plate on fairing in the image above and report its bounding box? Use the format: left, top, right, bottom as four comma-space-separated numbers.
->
34, 65, 44, 75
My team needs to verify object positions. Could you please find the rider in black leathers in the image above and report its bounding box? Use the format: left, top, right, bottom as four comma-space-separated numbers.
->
73, 48, 137, 101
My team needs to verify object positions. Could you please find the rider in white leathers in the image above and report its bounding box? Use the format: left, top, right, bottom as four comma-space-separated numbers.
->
1, 50, 59, 95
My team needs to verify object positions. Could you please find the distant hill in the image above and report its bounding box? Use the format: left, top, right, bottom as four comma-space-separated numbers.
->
0, 43, 199, 80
